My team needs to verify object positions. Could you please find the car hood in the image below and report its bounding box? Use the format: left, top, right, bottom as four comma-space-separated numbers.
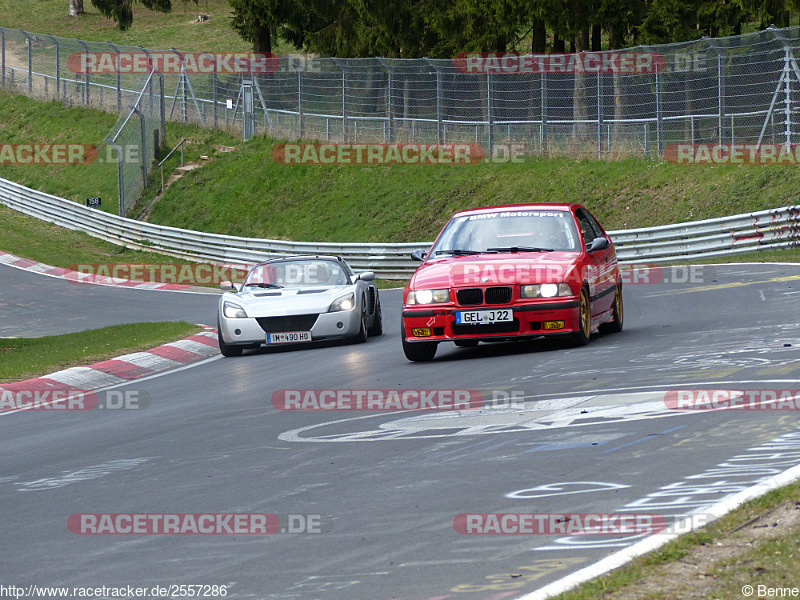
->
222, 285, 354, 316
410, 253, 583, 288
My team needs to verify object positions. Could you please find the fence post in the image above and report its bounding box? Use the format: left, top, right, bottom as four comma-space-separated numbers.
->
157, 70, 166, 151
703, 38, 725, 145
597, 70, 602, 158
377, 58, 394, 142
19, 30, 33, 93
108, 42, 121, 112
106, 137, 126, 216
212, 69, 218, 129
330, 59, 349, 143
487, 72, 494, 154
46, 34, 60, 100
437, 68, 444, 144
298, 70, 304, 138
783, 46, 793, 145
1, 29, 5, 87
242, 79, 255, 141
342, 68, 348, 143
655, 71, 663, 157
76, 38, 91, 105
541, 72, 548, 154
133, 105, 148, 186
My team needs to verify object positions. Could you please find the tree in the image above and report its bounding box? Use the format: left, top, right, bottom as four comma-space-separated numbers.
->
733, 0, 800, 28
89, 0, 195, 31
69, 0, 85, 17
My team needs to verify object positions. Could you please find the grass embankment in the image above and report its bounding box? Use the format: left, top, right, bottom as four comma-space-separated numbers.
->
0, 322, 202, 383
150, 136, 800, 243
0, 0, 297, 54
0, 92, 240, 218
2, 89, 800, 273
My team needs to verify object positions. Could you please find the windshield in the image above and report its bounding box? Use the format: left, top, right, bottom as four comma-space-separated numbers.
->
244, 260, 350, 288
429, 210, 581, 257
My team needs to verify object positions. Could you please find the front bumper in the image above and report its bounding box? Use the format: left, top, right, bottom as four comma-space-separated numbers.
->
219, 308, 362, 346
401, 300, 580, 343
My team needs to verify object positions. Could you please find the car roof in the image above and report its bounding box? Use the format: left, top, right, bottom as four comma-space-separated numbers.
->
452, 203, 578, 218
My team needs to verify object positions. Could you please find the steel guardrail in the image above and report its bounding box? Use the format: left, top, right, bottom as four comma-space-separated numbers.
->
1, 176, 799, 278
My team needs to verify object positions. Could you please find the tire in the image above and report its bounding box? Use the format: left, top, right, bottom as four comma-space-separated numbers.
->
571, 286, 592, 347
217, 320, 244, 357
599, 283, 623, 334
367, 297, 383, 336
454, 340, 479, 348
355, 308, 368, 343
401, 322, 437, 361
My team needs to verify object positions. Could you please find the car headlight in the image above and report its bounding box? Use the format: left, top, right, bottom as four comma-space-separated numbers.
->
521, 283, 573, 299
223, 301, 248, 319
329, 293, 355, 312
407, 288, 450, 305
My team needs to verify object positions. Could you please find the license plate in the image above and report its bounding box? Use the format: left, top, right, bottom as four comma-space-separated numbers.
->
455, 309, 513, 325
266, 331, 311, 344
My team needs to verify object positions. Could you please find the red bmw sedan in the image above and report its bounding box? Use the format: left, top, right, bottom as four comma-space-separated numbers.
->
401, 203, 623, 361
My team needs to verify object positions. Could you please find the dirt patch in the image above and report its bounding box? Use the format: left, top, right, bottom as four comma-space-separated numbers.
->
602, 501, 800, 600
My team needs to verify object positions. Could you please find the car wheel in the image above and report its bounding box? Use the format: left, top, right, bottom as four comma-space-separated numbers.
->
355, 308, 368, 343
599, 283, 623, 334
402, 322, 437, 361
367, 297, 383, 336
454, 340, 478, 347
217, 320, 243, 357
571, 286, 592, 346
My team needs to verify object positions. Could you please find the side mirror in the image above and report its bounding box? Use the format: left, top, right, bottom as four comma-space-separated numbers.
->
357, 271, 375, 282
586, 237, 609, 253
220, 280, 237, 292
411, 249, 428, 262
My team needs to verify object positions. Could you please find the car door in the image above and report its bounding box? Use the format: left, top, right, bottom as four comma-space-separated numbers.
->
574, 207, 616, 316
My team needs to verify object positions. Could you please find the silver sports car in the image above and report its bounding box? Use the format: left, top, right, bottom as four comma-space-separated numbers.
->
216, 255, 383, 356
